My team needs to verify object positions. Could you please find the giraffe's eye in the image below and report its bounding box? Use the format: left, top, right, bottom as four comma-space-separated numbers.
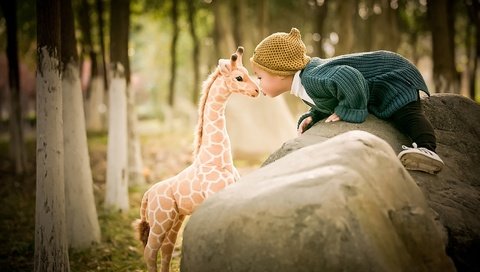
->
235, 76, 243, 82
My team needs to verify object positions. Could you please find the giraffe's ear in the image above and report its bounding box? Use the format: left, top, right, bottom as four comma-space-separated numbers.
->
218, 59, 231, 75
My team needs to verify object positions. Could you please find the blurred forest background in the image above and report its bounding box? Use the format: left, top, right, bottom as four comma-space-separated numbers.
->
0, 0, 479, 271
1, 0, 479, 129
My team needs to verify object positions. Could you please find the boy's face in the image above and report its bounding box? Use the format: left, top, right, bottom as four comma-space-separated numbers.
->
252, 65, 292, 97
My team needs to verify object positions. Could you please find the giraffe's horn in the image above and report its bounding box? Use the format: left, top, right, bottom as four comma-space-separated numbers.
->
230, 53, 238, 69
236, 46, 244, 55
235, 46, 243, 66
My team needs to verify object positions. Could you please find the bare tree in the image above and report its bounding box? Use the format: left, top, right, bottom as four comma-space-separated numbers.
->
428, 0, 459, 93
213, 0, 236, 59
96, 0, 108, 90
231, 0, 244, 46
334, 0, 356, 55
368, 0, 401, 52
35, 0, 70, 270
231, 0, 256, 62
61, 0, 101, 248
187, 0, 201, 104
79, 0, 107, 132
127, 78, 145, 187
168, 0, 179, 106
105, 0, 130, 211
78, 0, 96, 96
0, 0, 28, 174
126, 2, 145, 187
312, 0, 329, 58
465, 0, 480, 99
257, 0, 269, 40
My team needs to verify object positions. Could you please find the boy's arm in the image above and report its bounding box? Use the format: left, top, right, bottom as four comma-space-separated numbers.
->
297, 108, 329, 131
326, 65, 369, 123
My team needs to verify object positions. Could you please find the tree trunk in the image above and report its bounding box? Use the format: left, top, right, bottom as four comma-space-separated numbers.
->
105, 68, 129, 211
61, 0, 101, 249
427, 0, 459, 93
213, 0, 236, 59
110, 0, 130, 83
474, 2, 480, 100
231, 0, 255, 56
313, 0, 329, 58
232, 0, 244, 46
334, 0, 356, 55
257, 0, 269, 41
465, 0, 480, 100
35, 0, 70, 270
78, 0, 96, 98
105, 0, 130, 212
1, 0, 28, 175
370, 0, 400, 52
187, 0, 201, 104
79, 0, 106, 132
96, 0, 108, 90
123, 1, 145, 187
127, 83, 145, 186
85, 77, 106, 132
168, 0, 179, 106
362, 0, 374, 51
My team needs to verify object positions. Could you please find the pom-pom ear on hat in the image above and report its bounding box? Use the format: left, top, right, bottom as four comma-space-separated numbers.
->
250, 27, 311, 76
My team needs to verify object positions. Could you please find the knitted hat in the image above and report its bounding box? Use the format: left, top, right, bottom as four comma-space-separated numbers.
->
250, 28, 311, 76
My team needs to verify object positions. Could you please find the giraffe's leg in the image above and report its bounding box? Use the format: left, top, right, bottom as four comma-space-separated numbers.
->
159, 214, 186, 272
144, 197, 177, 272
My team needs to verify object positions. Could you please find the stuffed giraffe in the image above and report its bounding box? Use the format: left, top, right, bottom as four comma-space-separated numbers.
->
134, 47, 260, 272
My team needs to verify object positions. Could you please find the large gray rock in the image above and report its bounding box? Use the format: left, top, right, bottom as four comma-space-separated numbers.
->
263, 94, 480, 272
181, 130, 456, 272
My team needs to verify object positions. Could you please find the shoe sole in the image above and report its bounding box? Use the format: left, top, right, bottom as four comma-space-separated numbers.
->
399, 152, 443, 174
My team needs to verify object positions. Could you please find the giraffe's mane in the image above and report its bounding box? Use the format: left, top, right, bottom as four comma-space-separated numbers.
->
193, 67, 221, 156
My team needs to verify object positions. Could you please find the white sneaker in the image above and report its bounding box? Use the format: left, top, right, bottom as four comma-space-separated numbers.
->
397, 143, 444, 174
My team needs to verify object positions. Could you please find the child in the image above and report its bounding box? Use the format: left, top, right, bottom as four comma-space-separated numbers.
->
250, 27, 444, 174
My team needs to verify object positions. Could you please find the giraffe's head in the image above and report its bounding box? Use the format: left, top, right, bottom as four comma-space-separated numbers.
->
218, 47, 260, 98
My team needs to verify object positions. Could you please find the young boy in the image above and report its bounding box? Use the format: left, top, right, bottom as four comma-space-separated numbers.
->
250, 27, 444, 174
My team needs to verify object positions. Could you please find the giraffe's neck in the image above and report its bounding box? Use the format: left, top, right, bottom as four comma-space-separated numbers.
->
195, 78, 234, 171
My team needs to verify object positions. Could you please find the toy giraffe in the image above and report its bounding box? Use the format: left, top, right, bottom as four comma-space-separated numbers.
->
134, 47, 259, 272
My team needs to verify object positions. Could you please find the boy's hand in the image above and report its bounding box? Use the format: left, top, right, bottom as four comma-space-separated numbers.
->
297, 116, 313, 135
325, 113, 341, 123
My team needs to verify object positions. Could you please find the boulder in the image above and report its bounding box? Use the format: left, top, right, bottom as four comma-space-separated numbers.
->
181, 130, 456, 272
263, 94, 480, 272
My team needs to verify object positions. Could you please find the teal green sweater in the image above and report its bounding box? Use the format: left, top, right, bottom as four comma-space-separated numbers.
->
299, 50, 429, 124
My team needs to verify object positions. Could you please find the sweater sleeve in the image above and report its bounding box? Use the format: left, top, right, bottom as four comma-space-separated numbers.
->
297, 108, 329, 130
326, 65, 369, 123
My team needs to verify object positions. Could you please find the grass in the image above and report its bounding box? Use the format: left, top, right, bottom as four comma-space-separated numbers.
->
0, 128, 262, 271
0, 131, 187, 271
69, 186, 155, 272
0, 171, 36, 271
0, 139, 36, 271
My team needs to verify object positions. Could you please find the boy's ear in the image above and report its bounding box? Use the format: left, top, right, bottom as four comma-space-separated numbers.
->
218, 59, 231, 74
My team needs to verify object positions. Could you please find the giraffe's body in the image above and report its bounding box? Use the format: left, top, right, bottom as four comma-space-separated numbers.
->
135, 47, 259, 272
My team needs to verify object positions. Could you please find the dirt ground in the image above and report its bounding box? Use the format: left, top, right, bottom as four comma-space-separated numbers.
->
0, 127, 261, 271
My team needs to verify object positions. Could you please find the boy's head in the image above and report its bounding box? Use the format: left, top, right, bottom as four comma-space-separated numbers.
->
250, 28, 310, 76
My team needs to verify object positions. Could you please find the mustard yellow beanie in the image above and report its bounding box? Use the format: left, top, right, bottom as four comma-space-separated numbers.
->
250, 28, 311, 76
